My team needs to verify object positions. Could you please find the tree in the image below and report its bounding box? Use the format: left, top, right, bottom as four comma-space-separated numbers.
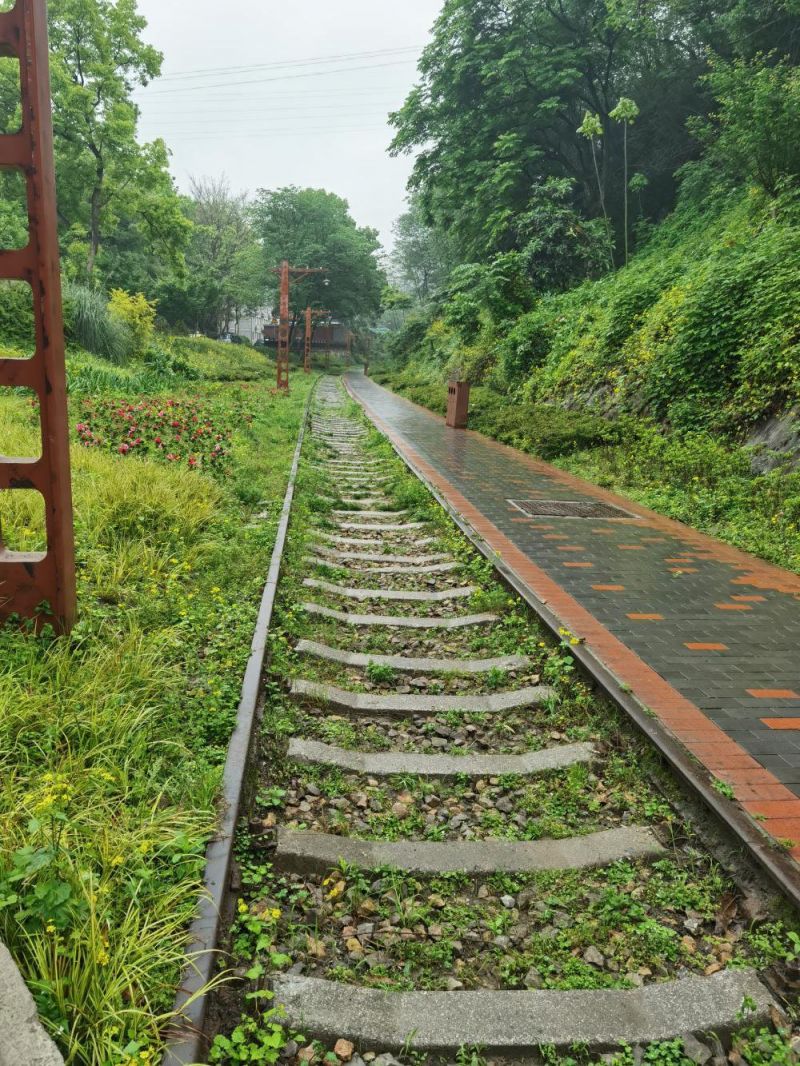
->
609, 97, 640, 264
158, 177, 267, 335
48, 0, 187, 282
251, 187, 385, 328
391, 197, 456, 301
695, 54, 800, 196
390, 0, 713, 264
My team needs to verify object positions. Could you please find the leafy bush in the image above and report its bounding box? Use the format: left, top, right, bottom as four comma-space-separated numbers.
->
63, 283, 134, 363
0, 280, 34, 348
107, 289, 157, 358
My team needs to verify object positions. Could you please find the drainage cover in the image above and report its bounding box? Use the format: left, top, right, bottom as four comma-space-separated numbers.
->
508, 499, 634, 520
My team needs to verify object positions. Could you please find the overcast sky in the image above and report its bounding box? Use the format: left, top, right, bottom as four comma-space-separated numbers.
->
133, 0, 442, 252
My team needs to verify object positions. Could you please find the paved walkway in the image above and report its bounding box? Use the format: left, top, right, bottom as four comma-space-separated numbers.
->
346, 374, 800, 869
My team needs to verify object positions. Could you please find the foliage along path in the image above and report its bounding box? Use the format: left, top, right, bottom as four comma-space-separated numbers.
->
345, 374, 800, 872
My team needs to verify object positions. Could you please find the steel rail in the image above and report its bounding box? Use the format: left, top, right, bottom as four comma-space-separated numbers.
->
162, 383, 316, 1065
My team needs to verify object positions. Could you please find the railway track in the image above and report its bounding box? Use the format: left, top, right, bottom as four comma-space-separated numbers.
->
215, 379, 798, 1065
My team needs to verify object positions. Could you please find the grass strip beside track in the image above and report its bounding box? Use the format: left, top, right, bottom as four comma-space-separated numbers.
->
0, 374, 315, 1065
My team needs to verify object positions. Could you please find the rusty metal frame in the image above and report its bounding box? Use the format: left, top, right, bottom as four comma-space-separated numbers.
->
0, 0, 76, 630
272, 262, 325, 392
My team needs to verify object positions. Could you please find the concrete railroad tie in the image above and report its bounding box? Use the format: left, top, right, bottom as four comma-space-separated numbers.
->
305, 556, 462, 576
290, 678, 552, 714
275, 825, 664, 876
273, 971, 775, 1055
294, 639, 529, 673
335, 521, 428, 533
317, 534, 439, 550
303, 578, 476, 602
300, 603, 497, 629
311, 546, 453, 565
288, 737, 595, 778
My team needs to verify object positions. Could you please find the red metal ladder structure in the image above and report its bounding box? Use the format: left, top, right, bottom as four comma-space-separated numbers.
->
0, 0, 76, 630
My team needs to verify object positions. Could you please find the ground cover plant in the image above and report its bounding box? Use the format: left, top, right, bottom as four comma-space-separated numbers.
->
0, 369, 315, 1064
209, 389, 800, 1065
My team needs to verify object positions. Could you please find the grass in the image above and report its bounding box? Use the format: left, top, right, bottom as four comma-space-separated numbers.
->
0, 370, 315, 1064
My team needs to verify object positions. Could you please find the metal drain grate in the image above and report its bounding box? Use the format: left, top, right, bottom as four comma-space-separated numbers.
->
508, 498, 634, 520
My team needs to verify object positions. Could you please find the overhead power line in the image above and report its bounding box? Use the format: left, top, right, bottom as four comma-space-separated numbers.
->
137, 58, 418, 96
157, 45, 423, 81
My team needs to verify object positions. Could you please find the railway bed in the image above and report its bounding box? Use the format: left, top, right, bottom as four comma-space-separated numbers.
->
207, 379, 799, 1066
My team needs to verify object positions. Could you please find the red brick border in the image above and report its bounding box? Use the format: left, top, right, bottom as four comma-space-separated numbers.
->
347, 377, 800, 866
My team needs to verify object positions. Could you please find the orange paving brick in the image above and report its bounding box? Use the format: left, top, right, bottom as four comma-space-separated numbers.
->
619, 545, 645, 551
558, 546, 586, 552
762, 718, 800, 730
564, 562, 594, 569
748, 689, 800, 700
732, 594, 767, 603
627, 613, 664, 621
593, 584, 625, 592
715, 603, 753, 611
685, 643, 729, 652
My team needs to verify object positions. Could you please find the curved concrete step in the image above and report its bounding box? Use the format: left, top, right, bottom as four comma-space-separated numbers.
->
288, 738, 595, 778
300, 604, 497, 630
295, 640, 529, 674
275, 825, 664, 876
291, 679, 552, 714
305, 557, 462, 576
273, 971, 774, 1055
311, 546, 453, 565
303, 578, 476, 603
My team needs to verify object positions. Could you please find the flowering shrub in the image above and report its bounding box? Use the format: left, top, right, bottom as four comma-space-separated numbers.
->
74, 395, 253, 472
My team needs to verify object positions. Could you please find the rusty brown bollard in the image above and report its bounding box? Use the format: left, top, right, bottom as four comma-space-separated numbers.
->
446, 378, 471, 429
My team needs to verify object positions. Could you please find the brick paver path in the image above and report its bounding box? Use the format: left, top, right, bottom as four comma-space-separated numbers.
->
346, 375, 800, 864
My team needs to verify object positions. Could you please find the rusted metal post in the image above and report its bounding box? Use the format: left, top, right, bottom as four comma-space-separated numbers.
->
0, 0, 76, 631
271, 263, 326, 392
276, 260, 290, 392
303, 308, 329, 374
303, 306, 312, 374
446, 372, 471, 429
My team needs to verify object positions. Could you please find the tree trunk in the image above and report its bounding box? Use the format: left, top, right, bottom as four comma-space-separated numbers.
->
86, 170, 103, 279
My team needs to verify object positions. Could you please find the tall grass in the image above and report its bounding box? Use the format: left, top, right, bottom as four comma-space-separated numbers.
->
63, 284, 134, 364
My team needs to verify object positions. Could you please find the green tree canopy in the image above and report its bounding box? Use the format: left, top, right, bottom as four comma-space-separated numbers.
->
389, 0, 800, 271
48, 0, 189, 283
390, 196, 457, 302
251, 186, 385, 327
157, 177, 267, 335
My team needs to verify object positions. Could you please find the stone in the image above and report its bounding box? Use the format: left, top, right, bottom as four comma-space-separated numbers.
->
500, 895, 516, 909
681, 1034, 713, 1064
298, 1047, 317, 1064
0, 940, 64, 1065
334, 1039, 355, 1061
583, 946, 606, 968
